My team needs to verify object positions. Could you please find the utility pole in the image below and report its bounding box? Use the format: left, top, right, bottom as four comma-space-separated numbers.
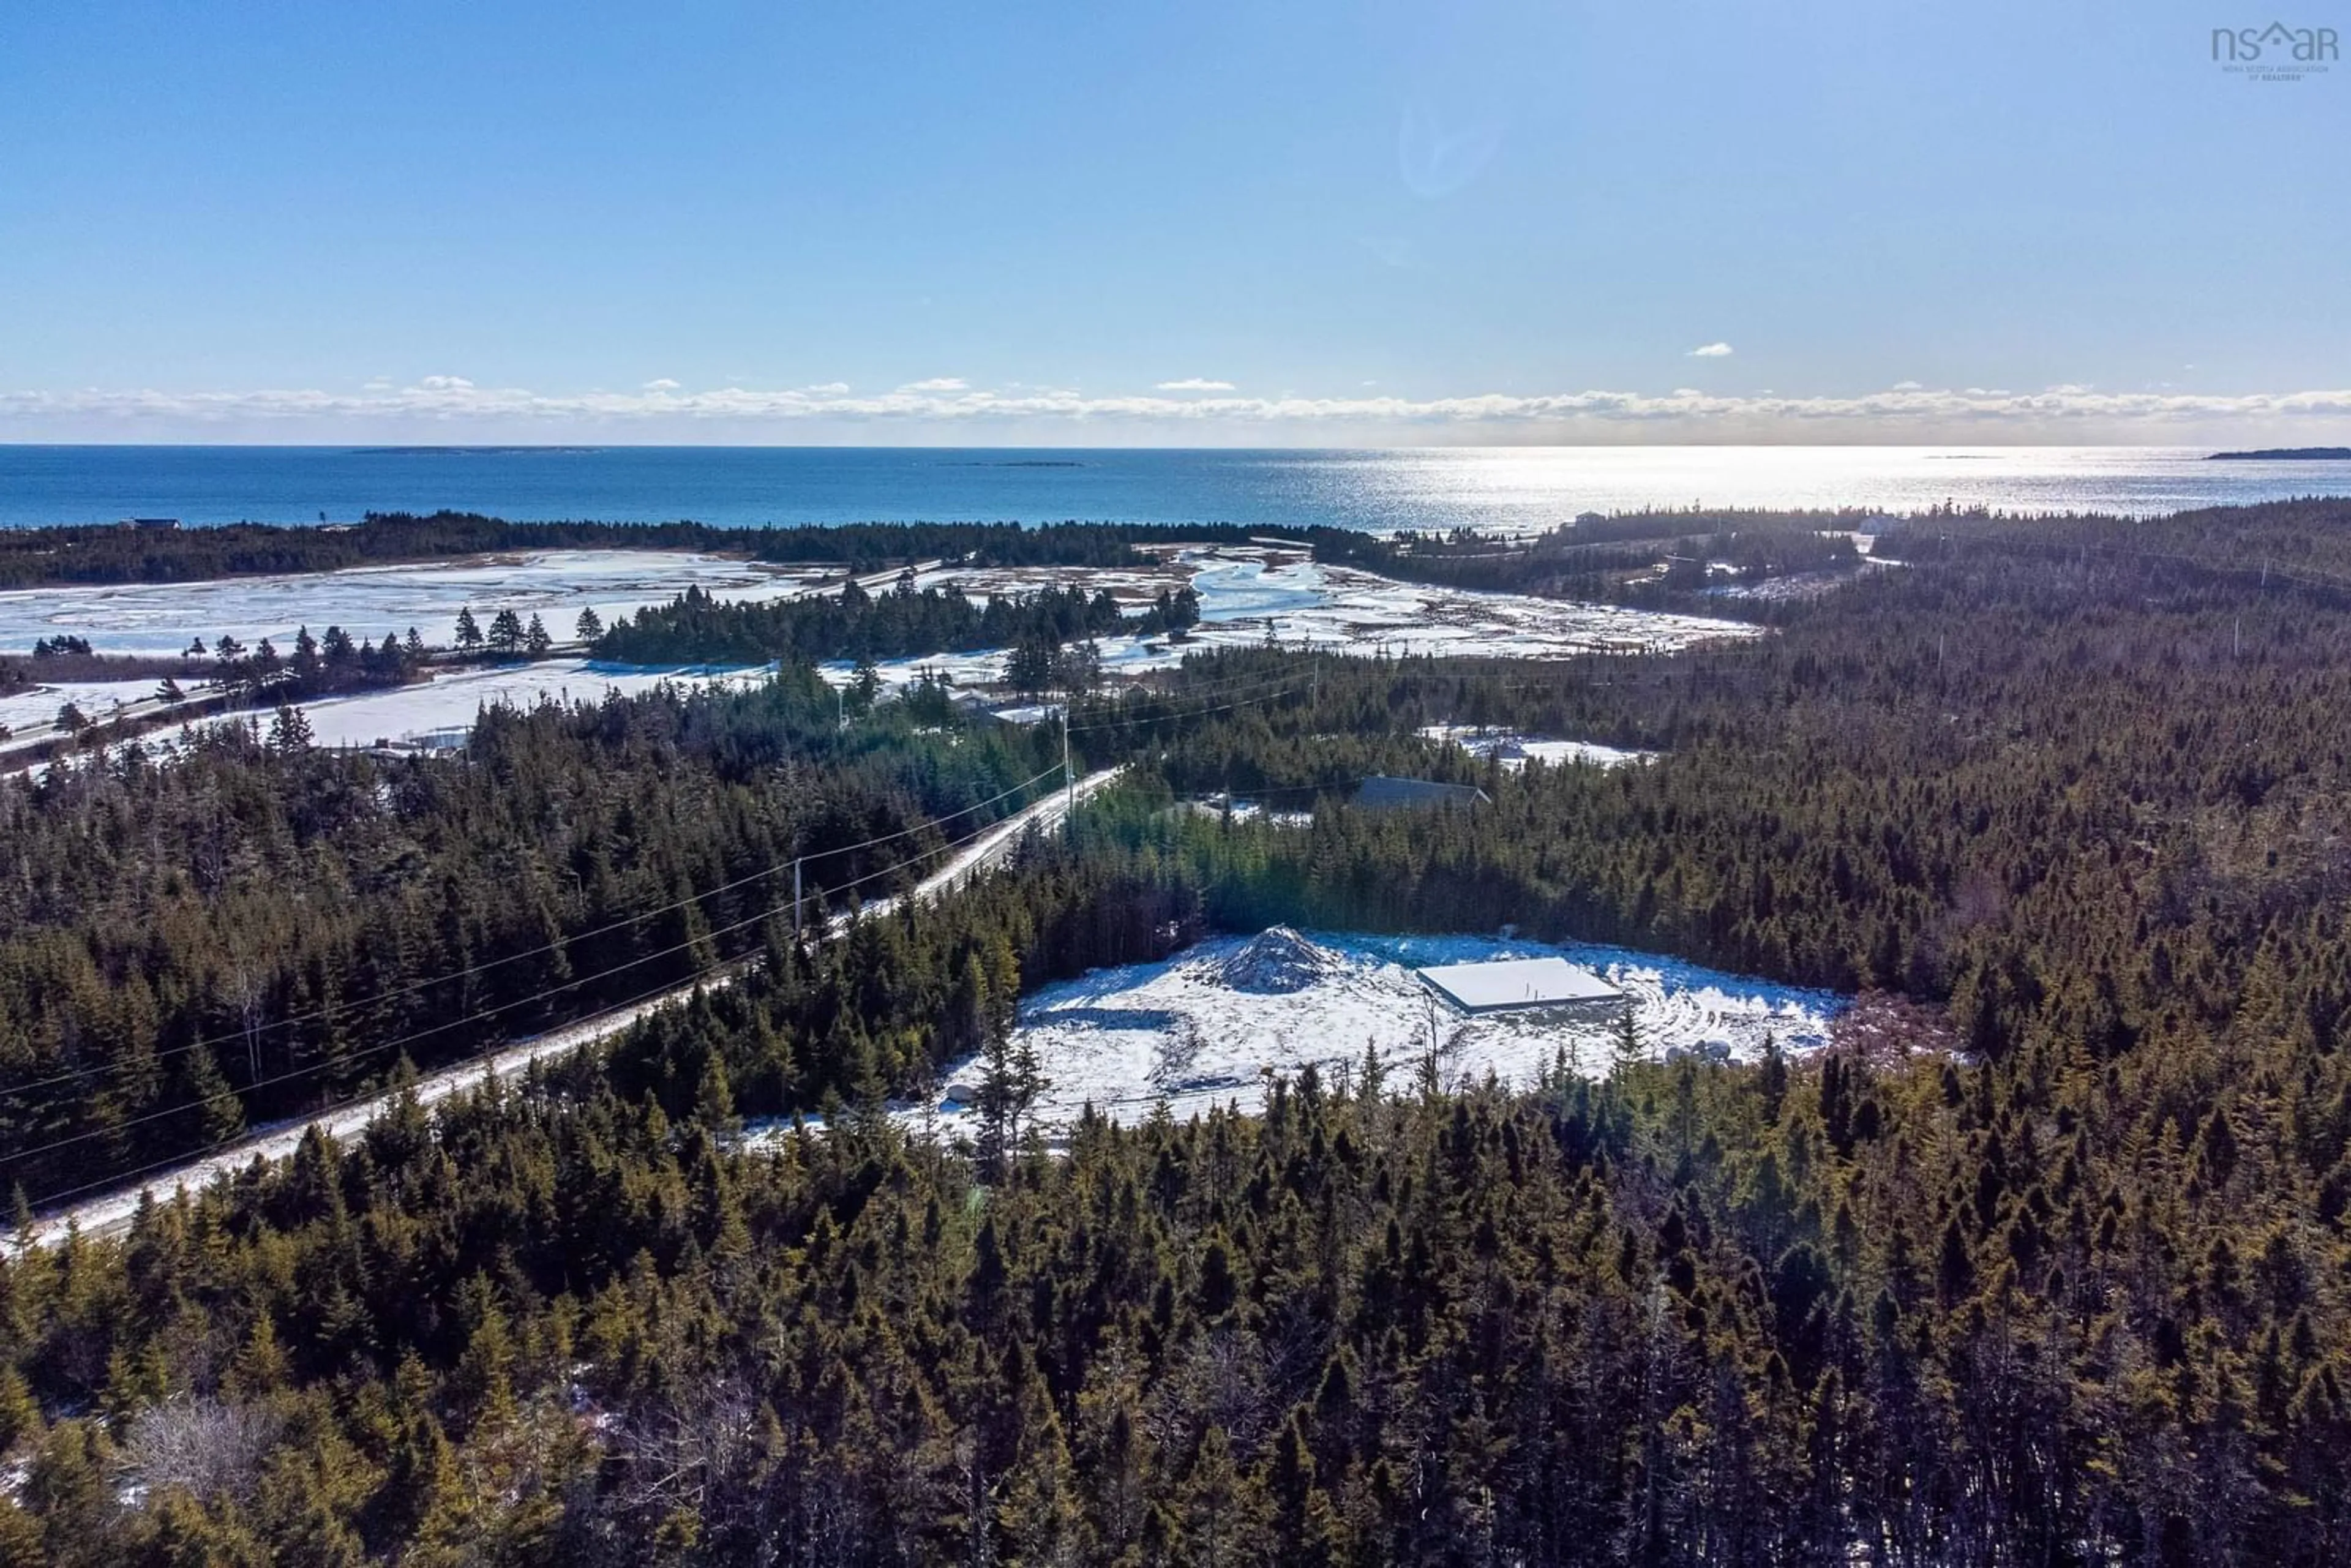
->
792, 857, 803, 939
1062, 700, 1074, 819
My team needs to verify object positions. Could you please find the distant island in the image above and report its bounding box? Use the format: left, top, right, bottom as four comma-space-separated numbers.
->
2207, 447, 2351, 461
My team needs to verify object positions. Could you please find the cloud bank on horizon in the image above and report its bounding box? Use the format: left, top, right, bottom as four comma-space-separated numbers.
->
6, 377, 2351, 445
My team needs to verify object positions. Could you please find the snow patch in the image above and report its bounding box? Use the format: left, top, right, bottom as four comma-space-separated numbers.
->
1418, 724, 1654, 771
1179, 795, 1314, 828
912, 928, 1846, 1133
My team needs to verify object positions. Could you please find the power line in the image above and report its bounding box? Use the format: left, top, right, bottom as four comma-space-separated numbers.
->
8, 794, 1065, 1189
1076, 680, 1308, 730
1068, 680, 1311, 735
10, 669, 1314, 1202
0, 763, 1064, 1100
9, 667, 1368, 1122
19, 951, 806, 1218
1112, 657, 1320, 699
790, 763, 1062, 869
989, 666, 1301, 732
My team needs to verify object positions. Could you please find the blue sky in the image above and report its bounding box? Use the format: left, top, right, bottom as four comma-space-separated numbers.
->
2, 0, 2346, 444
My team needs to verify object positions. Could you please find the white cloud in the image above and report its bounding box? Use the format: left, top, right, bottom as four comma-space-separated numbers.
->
10, 378, 2351, 442
643, 378, 682, 392
1155, 378, 1236, 392
1686, 342, 1734, 358
899, 377, 967, 392
1891, 380, 1923, 391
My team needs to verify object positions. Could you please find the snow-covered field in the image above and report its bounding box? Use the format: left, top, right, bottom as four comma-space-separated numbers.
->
912, 560, 1181, 605
0, 675, 159, 735
284, 659, 778, 750
828, 547, 1761, 698
1131, 552, 1757, 662
1417, 724, 1655, 771
816, 648, 1011, 696
7, 542, 1753, 674
1705, 569, 1859, 604
7, 661, 779, 776
909, 927, 1844, 1132
0, 550, 829, 657
9, 542, 1756, 766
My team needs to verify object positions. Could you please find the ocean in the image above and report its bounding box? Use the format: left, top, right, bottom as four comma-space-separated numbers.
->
4, 445, 2350, 533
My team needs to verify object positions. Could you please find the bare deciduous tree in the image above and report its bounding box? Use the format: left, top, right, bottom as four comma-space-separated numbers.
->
119, 1397, 282, 1506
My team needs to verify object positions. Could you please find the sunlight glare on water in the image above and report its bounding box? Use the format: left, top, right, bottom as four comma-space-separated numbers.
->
2, 446, 2347, 530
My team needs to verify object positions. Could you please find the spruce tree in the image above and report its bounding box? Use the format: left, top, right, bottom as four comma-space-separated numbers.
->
268, 703, 315, 754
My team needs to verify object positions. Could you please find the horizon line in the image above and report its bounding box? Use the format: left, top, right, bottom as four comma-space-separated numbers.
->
0, 438, 2301, 452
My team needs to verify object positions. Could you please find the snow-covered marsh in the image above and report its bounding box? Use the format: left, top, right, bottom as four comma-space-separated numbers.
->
0, 550, 829, 658
7, 660, 778, 775
0, 675, 162, 735
828, 546, 1763, 699
283, 658, 779, 751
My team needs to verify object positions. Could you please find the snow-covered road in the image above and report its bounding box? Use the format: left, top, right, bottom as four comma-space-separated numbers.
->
17, 766, 1122, 1251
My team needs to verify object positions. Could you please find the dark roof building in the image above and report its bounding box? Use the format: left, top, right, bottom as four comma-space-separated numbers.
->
1352, 775, 1490, 812
950, 693, 1005, 726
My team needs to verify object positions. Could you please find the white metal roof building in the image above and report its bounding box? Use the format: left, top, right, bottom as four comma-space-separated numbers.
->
1417, 956, 1623, 1015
